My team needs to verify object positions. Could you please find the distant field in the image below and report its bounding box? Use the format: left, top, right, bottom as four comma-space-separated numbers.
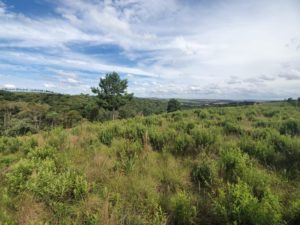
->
0, 102, 299, 224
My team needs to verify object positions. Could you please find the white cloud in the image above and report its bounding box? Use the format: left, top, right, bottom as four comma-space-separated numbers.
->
56, 70, 78, 79
44, 83, 56, 88
278, 68, 300, 80
66, 78, 79, 84
3, 84, 16, 88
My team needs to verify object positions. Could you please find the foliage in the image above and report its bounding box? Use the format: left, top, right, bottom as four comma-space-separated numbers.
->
191, 127, 218, 150
191, 162, 214, 188
167, 99, 181, 113
0, 90, 167, 135
214, 182, 282, 225
280, 119, 300, 136
169, 191, 196, 225
0, 137, 22, 154
222, 120, 243, 135
288, 191, 300, 225
91, 72, 133, 119
220, 147, 248, 183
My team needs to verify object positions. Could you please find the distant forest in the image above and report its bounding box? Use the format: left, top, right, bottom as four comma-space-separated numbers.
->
0, 90, 167, 136
1, 89, 296, 137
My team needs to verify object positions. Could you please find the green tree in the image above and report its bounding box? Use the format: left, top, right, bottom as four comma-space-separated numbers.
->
91, 72, 133, 120
167, 99, 181, 113
287, 97, 293, 103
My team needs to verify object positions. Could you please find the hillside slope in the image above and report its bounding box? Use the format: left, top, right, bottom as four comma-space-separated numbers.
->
0, 103, 300, 224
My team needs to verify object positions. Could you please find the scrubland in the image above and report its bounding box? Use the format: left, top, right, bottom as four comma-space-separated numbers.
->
0, 103, 300, 225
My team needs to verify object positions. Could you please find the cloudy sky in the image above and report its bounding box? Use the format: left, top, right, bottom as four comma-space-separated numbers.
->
0, 0, 300, 99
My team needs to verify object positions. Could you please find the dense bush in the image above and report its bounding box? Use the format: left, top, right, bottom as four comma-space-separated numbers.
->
28, 165, 88, 204
0, 137, 22, 154
214, 182, 282, 225
6, 145, 88, 206
280, 119, 300, 136
191, 162, 214, 189
169, 191, 196, 225
149, 128, 166, 151
112, 138, 142, 173
194, 109, 209, 119
219, 147, 249, 183
46, 127, 67, 149
7, 159, 35, 194
121, 123, 146, 143
262, 109, 280, 118
239, 137, 275, 165
171, 133, 194, 155
191, 127, 218, 150
288, 191, 300, 225
222, 121, 243, 135
270, 134, 300, 177
98, 129, 114, 146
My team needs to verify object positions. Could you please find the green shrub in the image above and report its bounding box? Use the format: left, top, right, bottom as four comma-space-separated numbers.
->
191, 127, 218, 150
28, 165, 88, 203
194, 109, 209, 119
254, 119, 272, 128
222, 121, 243, 135
0, 188, 13, 224
288, 191, 300, 225
27, 145, 57, 161
171, 133, 194, 155
6, 142, 88, 207
6, 159, 35, 194
214, 182, 282, 225
47, 127, 67, 149
121, 123, 146, 143
22, 137, 38, 154
220, 147, 248, 183
5, 118, 37, 136
251, 127, 278, 140
170, 191, 196, 225
112, 138, 142, 173
149, 127, 177, 152
280, 119, 300, 136
98, 129, 114, 146
0, 137, 22, 154
191, 163, 213, 189
239, 137, 275, 165
270, 134, 300, 177
143, 116, 163, 126
262, 109, 279, 118
0, 155, 17, 168
171, 113, 183, 122
185, 122, 195, 134
149, 128, 166, 151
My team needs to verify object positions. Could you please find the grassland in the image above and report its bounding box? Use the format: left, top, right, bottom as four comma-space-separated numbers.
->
0, 102, 299, 225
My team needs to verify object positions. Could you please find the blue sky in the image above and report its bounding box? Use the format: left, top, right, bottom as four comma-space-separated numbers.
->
0, 0, 300, 99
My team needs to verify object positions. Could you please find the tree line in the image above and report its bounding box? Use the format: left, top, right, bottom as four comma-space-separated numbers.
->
0, 73, 169, 136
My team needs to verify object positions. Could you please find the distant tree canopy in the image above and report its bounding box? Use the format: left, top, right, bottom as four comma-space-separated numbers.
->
167, 98, 181, 112
91, 72, 133, 119
0, 91, 167, 136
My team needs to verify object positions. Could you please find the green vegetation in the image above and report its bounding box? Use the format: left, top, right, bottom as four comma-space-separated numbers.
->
167, 99, 181, 113
0, 101, 299, 224
0, 90, 167, 136
91, 72, 133, 120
